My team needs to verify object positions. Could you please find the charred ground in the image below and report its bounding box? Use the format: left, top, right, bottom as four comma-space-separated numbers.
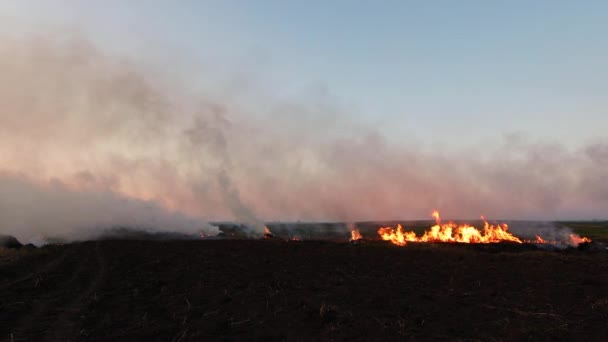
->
1, 235, 608, 341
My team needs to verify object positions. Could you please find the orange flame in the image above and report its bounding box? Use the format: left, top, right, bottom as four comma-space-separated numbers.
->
378, 211, 522, 245
264, 226, 273, 239
378, 211, 593, 246
534, 235, 548, 244
524, 234, 592, 246
350, 229, 363, 241
378, 224, 416, 246
431, 210, 441, 224
569, 234, 591, 245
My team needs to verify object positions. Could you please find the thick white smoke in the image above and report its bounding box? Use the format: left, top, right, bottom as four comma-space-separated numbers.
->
0, 172, 219, 244
0, 32, 607, 243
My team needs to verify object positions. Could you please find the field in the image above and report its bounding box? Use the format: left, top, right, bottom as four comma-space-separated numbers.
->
1, 234, 607, 341
561, 221, 608, 241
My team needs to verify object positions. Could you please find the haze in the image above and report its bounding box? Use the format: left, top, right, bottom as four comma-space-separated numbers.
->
1, 1, 607, 242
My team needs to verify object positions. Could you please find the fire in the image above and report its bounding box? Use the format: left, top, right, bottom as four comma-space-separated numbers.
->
350, 229, 363, 241
534, 235, 549, 244
264, 226, 274, 239
378, 225, 415, 246
377, 211, 593, 247
378, 210, 522, 245
431, 210, 441, 224
524, 234, 592, 246
569, 234, 591, 245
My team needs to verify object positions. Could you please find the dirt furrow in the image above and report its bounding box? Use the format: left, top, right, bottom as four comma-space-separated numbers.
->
1, 243, 100, 341
0, 247, 71, 291
42, 242, 107, 341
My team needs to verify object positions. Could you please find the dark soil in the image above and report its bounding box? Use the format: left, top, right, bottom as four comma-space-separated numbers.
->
1, 240, 607, 341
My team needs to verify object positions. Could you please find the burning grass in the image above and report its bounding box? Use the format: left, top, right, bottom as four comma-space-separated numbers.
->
561, 221, 608, 241
349, 229, 362, 242
377, 210, 592, 247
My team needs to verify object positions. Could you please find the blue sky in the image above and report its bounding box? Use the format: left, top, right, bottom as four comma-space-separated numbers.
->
2, 1, 607, 147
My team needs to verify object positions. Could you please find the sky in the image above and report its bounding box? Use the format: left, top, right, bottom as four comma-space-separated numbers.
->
2, 1, 607, 145
1, 1, 607, 242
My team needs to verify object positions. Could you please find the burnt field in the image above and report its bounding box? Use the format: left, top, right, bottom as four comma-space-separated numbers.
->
1, 238, 608, 342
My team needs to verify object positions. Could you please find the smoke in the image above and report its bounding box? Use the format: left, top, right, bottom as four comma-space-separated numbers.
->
183, 115, 265, 232
0, 172, 219, 244
1, 32, 607, 243
506, 221, 581, 246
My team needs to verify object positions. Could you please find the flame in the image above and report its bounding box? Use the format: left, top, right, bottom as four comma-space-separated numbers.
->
378, 211, 593, 246
378, 224, 416, 246
523, 234, 592, 246
264, 226, 274, 239
525, 235, 559, 245
431, 210, 441, 224
350, 229, 363, 241
569, 234, 591, 245
378, 211, 522, 245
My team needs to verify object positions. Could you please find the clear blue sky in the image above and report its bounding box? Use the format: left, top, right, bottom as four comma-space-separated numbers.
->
2, 1, 607, 147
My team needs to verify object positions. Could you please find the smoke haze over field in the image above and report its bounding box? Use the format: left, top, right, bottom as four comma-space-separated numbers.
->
0, 172, 219, 244
1, 32, 607, 242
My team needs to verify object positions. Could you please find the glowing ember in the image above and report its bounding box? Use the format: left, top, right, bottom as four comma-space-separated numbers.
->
523, 235, 559, 245
350, 229, 363, 241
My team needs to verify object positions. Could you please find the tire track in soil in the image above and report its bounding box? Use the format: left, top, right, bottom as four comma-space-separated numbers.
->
1, 246, 83, 341
42, 241, 107, 342
3, 244, 93, 341
0, 247, 71, 291
2, 242, 106, 342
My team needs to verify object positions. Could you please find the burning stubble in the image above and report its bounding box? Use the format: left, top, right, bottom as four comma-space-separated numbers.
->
376, 210, 591, 247
1, 32, 608, 243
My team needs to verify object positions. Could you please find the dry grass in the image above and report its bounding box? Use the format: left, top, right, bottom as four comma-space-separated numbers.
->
561, 221, 608, 241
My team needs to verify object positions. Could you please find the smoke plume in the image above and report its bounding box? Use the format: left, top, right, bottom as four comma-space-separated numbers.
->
0, 172, 219, 244
1, 32, 607, 243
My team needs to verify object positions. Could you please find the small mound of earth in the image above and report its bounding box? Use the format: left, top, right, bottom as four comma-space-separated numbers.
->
0, 235, 23, 249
